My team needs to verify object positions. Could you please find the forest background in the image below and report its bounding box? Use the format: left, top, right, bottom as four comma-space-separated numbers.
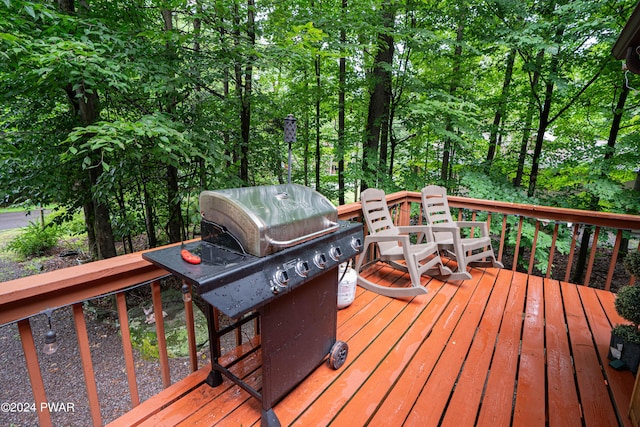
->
1, 0, 640, 265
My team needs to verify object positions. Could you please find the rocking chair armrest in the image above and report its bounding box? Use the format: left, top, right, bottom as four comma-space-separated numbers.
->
429, 224, 459, 234
454, 221, 490, 237
364, 234, 411, 245
396, 225, 432, 243
429, 225, 465, 245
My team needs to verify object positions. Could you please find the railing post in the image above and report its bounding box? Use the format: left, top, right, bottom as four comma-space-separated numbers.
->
528, 221, 541, 275
151, 281, 171, 388
72, 303, 102, 426
498, 214, 507, 263
564, 224, 580, 283
583, 226, 600, 288
17, 319, 52, 427
546, 223, 560, 279
605, 230, 623, 291
182, 281, 198, 372
512, 216, 524, 272
115, 291, 140, 407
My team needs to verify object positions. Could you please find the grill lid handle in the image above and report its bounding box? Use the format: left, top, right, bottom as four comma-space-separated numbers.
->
267, 222, 339, 249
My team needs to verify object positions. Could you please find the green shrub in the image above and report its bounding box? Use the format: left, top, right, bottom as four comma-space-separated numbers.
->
623, 251, 640, 278
6, 222, 60, 258
611, 324, 640, 345
615, 285, 640, 329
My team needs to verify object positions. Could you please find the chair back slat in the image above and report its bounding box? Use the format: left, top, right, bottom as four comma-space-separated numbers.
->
361, 188, 398, 254
422, 185, 454, 226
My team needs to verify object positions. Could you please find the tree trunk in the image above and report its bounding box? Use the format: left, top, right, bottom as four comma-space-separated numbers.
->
605, 77, 629, 162
161, 8, 184, 243
89, 166, 117, 258
83, 201, 96, 258
337, 0, 347, 205
166, 165, 183, 242
486, 48, 515, 165
527, 24, 564, 197
59, 0, 116, 259
514, 50, 543, 188
527, 77, 553, 197
440, 22, 464, 183
142, 180, 157, 248
232, 1, 254, 184
303, 109, 310, 187
361, 2, 395, 193
315, 54, 321, 191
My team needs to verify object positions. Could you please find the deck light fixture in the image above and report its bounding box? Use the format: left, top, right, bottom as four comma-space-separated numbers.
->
43, 309, 58, 355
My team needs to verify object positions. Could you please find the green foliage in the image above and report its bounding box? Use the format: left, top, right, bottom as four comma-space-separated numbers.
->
458, 171, 572, 274
615, 285, 640, 329
611, 324, 640, 345
623, 251, 640, 278
127, 288, 209, 359
1, 0, 639, 256
6, 221, 60, 258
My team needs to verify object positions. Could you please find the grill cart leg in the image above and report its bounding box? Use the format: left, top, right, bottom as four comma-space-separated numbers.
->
261, 408, 281, 427
204, 305, 223, 387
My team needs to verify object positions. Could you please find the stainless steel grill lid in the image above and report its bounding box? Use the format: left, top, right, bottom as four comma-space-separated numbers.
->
200, 183, 339, 257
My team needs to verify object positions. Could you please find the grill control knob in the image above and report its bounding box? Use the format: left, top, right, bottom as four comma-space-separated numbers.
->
295, 260, 310, 277
314, 253, 327, 269
329, 246, 343, 261
351, 237, 362, 251
273, 269, 289, 287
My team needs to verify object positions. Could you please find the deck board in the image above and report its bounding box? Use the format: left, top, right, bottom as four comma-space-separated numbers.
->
405, 269, 495, 424
544, 278, 582, 426
476, 270, 527, 427
440, 269, 512, 427
108, 265, 636, 427
513, 274, 546, 426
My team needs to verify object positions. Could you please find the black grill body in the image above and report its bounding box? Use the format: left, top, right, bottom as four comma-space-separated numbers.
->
143, 186, 363, 427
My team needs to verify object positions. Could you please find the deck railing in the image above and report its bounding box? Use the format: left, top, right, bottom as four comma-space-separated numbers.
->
1, 191, 639, 426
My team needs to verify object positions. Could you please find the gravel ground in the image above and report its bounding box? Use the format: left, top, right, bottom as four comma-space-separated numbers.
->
0, 234, 257, 427
0, 240, 200, 426
0, 302, 208, 427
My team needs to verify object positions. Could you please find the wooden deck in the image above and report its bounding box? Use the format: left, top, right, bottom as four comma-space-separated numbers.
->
109, 263, 636, 427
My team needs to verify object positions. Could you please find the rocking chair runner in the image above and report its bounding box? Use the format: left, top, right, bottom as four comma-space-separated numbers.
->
421, 185, 503, 280
355, 188, 452, 298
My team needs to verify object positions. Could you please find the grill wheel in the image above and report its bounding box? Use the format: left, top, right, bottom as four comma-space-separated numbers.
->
329, 341, 349, 370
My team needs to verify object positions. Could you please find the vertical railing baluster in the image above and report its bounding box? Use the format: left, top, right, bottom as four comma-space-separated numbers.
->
546, 223, 559, 279
632, 242, 640, 286
498, 214, 507, 263
605, 229, 623, 291
182, 281, 198, 372
18, 319, 52, 427
583, 226, 600, 288
72, 303, 101, 426
399, 199, 411, 226
115, 291, 140, 406
564, 224, 580, 283
512, 216, 524, 271
470, 211, 477, 238
528, 221, 540, 275
151, 281, 171, 388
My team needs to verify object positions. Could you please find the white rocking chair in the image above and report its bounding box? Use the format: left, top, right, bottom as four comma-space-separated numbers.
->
421, 185, 503, 280
355, 188, 452, 298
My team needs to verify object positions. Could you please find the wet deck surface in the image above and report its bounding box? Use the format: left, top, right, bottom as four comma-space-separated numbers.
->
109, 263, 636, 426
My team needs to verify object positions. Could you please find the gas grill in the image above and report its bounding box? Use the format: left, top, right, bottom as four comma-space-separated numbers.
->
142, 184, 363, 427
